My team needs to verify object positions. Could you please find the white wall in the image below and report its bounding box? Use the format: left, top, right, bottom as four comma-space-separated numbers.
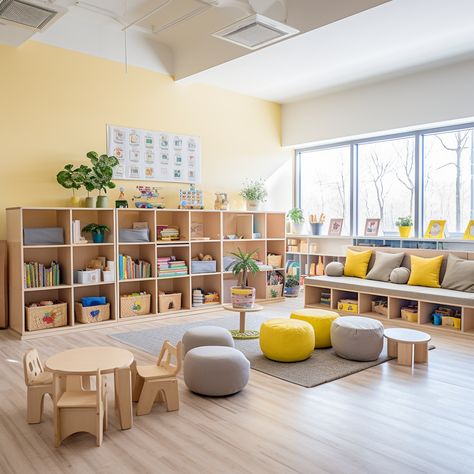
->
282, 57, 474, 147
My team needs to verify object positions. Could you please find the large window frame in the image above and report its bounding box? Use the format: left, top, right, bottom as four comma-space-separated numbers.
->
295, 121, 474, 237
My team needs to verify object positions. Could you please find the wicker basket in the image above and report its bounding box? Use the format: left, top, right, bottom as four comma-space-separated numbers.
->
371, 300, 388, 316
266, 284, 283, 299
158, 293, 182, 313
120, 294, 151, 318
25, 302, 68, 331
75, 302, 110, 324
267, 255, 282, 268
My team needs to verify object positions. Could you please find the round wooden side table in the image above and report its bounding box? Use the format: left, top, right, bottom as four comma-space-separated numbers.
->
384, 328, 431, 367
223, 304, 264, 339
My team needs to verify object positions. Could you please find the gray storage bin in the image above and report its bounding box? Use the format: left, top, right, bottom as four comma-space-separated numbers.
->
24, 227, 64, 245
191, 260, 217, 274
119, 228, 150, 243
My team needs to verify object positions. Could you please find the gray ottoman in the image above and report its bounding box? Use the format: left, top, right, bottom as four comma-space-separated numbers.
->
182, 326, 235, 355
184, 346, 250, 396
331, 316, 384, 361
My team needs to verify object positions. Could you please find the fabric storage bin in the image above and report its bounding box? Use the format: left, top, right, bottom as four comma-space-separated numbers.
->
191, 260, 217, 274
26, 302, 68, 331
120, 294, 151, 318
119, 228, 150, 243
266, 284, 283, 299
75, 269, 101, 284
159, 293, 182, 313
267, 255, 282, 268
24, 227, 64, 245
75, 302, 110, 324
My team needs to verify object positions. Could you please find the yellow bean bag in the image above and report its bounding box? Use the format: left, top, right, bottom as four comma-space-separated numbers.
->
290, 309, 339, 348
259, 318, 314, 362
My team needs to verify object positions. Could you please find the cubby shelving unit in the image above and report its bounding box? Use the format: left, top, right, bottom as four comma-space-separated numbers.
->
7, 207, 286, 339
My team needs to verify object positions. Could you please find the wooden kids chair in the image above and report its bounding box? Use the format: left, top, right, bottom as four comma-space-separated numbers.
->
23, 349, 53, 423
53, 369, 108, 447
132, 340, 182, 416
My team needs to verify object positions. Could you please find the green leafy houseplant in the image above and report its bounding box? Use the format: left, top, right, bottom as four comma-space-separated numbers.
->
231, 248, 260, 288
86, 151, 119, 195
56, 164, 91, 202
395, 216, 413, 227
285, 276, 300, 288
287, 208, 304, 224
240, 179, 268, 210
82, 223, 110, 243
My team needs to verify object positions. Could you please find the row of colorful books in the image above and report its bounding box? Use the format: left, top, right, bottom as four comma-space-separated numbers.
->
118, 255, 152, 280
24, 261, 61, 288
157, 257, 188, 277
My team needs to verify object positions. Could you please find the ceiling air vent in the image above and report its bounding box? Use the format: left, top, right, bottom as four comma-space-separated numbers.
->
213, 13, 298, 50
0, 0, 60, 30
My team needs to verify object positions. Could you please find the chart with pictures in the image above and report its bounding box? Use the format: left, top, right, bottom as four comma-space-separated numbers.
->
107, 124, 201, 184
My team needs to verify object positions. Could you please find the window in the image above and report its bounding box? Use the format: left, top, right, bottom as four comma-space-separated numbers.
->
358, 137, 415, 234
299, 146, 351, 235
423, 128, 474, 234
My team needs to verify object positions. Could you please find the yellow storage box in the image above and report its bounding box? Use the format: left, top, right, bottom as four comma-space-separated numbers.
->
337, 299, 359, 314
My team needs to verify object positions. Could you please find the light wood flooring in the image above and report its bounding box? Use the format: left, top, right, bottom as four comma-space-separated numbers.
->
1, 297, 473, 474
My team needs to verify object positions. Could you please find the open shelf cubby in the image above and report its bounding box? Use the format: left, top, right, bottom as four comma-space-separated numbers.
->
119, 279, 157, 318
72, 208, 115, 244
191, 241, 221, 274
24, 246, 72, 287
117, 208, 156, 242
74, 283, 116, 324
118, 243, 156, 280
22, 209, 71, 245
156, 210, 189, 242
191, 274, 222, 305
72, 244, 115, 284
190, 211, 221, 241
157, 276, 191, 313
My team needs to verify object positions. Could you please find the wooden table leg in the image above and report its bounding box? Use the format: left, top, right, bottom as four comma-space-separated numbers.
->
115, 366, 133, 430
414, 342, 429, 363
387, 339, 398, 358
397, 342, 414, 367
239, 311, 246, 333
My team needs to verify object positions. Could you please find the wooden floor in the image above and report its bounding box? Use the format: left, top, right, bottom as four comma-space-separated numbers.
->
1, 297, 474, 474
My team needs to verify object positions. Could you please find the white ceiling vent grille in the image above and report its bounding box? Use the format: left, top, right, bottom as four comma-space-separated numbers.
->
0, 0, 59, 30
213, 14, 298, 50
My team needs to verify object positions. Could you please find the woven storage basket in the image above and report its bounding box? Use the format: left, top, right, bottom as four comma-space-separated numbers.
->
158, 293, 182, 313
267, 255, 282, 268
75, 302, 110, 324
25, 302, 67, 331
266, 284, 283, 299
120, 294, 151, 318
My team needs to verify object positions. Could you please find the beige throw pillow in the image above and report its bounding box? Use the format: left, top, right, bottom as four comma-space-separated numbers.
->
441, 254, 474, 292
366, 251, 404, 282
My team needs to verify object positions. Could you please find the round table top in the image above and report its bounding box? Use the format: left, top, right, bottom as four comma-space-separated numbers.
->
384, 328, 431, 344
223, 304, 264, 313
45, 346, 134, 375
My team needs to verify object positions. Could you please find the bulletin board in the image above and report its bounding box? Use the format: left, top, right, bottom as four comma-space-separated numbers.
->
107, 124, 201, 184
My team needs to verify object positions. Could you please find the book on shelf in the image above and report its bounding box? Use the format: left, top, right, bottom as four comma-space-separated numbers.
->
24, 261, 60, 288
157, 257, 188, 277
157, 225, 180, 241
118, 254, 152, 280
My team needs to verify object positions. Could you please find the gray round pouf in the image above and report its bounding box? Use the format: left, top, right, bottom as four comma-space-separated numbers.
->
331, 316, 384, 361
184, 346, 250, 396
182, 326, 235, 355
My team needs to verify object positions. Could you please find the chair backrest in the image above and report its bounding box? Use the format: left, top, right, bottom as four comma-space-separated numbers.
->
53, 369, 102, 408
157, 340, 182, 376
23, 349, 44, 386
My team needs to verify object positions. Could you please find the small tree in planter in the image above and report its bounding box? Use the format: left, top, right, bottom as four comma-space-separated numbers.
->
82, 223, 110, 243
230, 248, 260, 308
56, 164, 90, 206
239, 179, 268, 211
86, 151, 119, 208
284, 276, 300, 297
287, 208, 305, 234
395, 216, 413, 238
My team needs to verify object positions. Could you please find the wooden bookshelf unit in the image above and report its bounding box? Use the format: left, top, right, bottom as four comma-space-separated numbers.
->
7, 207, 286, 339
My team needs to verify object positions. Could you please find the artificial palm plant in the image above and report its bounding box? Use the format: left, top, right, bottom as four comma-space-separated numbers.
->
230, 248, 260, 288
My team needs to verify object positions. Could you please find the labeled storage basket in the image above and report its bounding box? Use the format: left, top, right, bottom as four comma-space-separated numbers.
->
158, 292, 182, 313
267, 255, 282, 268
266, 284, 283, 299
120, 294, 151, 318
75, 302, 110, 324
25, 302, 68, 331
191, 260, 217, 274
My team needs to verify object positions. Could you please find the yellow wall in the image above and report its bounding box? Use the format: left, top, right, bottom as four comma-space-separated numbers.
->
0, 41, 292, 238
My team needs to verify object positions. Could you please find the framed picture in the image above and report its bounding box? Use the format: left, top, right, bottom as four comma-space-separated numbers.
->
463, 220, 474, 240
364, 218, 380, 237
424, 220, 446, 239
328, 218, 343, 236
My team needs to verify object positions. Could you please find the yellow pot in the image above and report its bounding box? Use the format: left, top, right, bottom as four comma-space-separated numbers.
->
398, 226, 412, 238
71, 195, 81, 207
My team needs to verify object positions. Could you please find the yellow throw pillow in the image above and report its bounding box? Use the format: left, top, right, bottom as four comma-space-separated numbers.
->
344, 249, 372, 278
408, 255, 444, 288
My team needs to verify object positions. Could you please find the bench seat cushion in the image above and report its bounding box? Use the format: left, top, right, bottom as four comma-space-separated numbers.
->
305, 275, 474, 307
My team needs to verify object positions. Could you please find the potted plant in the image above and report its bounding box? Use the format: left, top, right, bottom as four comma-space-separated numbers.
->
287, 208, 305, 234
239, 179, 267, 211
284, 276, 300, 297
86, 151, 119, 208
81, 223, 110, 243
56, 164, 90, 206
395, 216, 413, 238
230, 248, 260, 308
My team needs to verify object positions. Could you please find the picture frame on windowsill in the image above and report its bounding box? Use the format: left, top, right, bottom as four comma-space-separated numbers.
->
364, 218, 380, 237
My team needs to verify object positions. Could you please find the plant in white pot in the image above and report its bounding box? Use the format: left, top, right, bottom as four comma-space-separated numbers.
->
239, 179, 267, 211
287, 208, 305, 234
230, 248, 260, 309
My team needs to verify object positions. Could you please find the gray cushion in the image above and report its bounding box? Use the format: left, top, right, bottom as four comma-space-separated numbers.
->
182, 326, 235, 355
390, 267, 411, 284
366, 251, 404, 282
331, 316, 384, 361
184, 346, 250, 396
325, 261, 344, 277
441, 254, 474, 292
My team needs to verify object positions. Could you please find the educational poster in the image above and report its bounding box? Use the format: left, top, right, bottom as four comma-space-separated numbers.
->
107, 124, 201, 184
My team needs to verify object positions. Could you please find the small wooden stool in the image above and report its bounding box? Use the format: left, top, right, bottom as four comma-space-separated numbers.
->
384, 328, 431, 367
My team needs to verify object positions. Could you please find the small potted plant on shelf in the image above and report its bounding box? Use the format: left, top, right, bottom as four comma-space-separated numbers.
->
239, 179, 268, 211
81, 223, 110, 243
230, 248, 260, 308
284, 276, 300, 297
56, 164, 90, 207
395, 216, 413, 238
287, 208, 305, 234
86, 151, 119, 208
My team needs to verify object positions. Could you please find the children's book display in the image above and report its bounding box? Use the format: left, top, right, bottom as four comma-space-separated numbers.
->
108, 124, 201, 184
24, 261, 60, 288
157, 225, 180, 241
118, 255, 152, 280
157, 257, 188, 277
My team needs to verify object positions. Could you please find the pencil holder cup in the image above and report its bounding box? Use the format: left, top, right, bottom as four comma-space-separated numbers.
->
310, 223, 323, 235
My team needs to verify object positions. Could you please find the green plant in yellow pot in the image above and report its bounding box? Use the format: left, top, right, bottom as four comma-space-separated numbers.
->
396, 216, 413, 238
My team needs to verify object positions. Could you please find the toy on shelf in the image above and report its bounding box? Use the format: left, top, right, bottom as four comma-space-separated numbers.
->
179, 184, 203, 209
133, 186, 165, 209
115, 186, 129, 208
214, 193, 229, 210
192, 288, 219, 307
